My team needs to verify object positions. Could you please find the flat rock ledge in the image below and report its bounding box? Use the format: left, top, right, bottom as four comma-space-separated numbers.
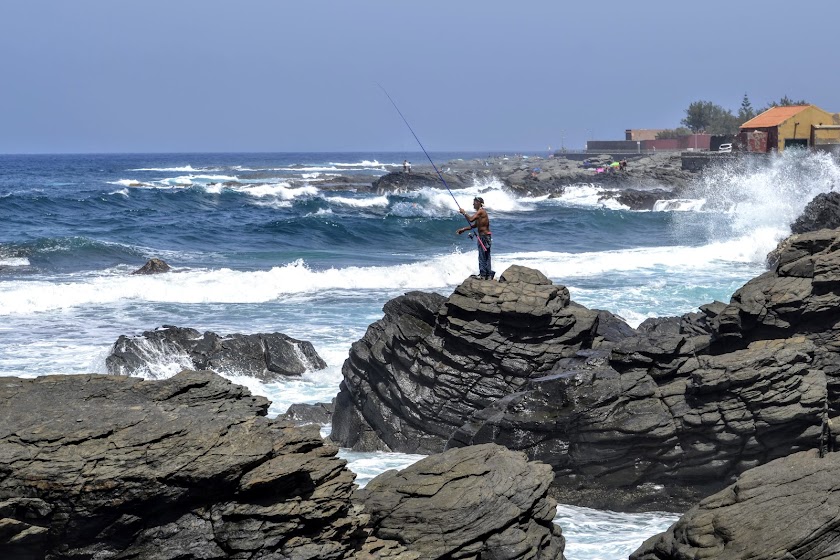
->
630, 450, 840, 560
0, 371, 565, 560
106, 325, 327, 381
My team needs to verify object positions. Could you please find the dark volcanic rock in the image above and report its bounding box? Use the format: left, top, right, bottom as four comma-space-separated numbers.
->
0, 370, 365, 559
280, 401, 335, 426
791, 191, 840, 234
371, 171, 467, 193
359, 443, 565, 560
106, 325, 327, 381
0, 372, 567, 560
132, 257, 171, 274
333, 229, 840, 511
767, 192, 840, 268
630, 450, 840, 560
331, 266, 624, 455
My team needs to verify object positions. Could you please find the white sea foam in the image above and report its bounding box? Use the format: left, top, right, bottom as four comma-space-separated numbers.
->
328, 195, 389, 208
554, 503, 678, 560
130, 165, 199, 172
0, 257, 29, 267
652, 198, 706, 212
240, 183, 317, 199
327, 160, 386, 168
0, 233, 771, 317
674, 150, 840, 241
548, 184, 631, 210
338, 450, 429, 488
109, 179, 144, 187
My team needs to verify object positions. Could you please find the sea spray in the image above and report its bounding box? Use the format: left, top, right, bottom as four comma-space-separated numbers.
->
672, 150, 840, 253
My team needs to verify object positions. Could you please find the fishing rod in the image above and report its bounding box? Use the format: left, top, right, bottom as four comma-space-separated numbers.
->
378, 84, 487, 251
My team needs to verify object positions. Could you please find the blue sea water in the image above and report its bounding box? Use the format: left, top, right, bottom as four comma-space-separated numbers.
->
2, 150, 839, 559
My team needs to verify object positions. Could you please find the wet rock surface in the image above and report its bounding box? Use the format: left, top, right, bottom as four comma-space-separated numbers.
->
106, 325, 327, 381
131, 257, 171, 274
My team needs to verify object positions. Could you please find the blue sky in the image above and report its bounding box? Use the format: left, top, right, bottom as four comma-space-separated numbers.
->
1, 1, 838, 154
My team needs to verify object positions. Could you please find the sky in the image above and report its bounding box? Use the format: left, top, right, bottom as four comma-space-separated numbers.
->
1, 1, 839, 154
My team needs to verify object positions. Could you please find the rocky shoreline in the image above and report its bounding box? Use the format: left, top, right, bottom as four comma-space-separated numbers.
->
369, 152, 695, 211
0, 371, 565, 559
5, 192, 840, 557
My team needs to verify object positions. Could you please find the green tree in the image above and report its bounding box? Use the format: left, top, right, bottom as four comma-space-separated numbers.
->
681, 101, 717, 132
759, 95, 809, 113
681, 101, 740, 134
656, 127, 692, 139
738, 93, 755, 123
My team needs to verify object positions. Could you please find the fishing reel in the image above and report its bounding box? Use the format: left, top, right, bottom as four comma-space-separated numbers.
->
468, 232, 475, 240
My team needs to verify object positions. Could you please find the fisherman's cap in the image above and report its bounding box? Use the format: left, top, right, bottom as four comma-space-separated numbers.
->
474, 196, 484, 204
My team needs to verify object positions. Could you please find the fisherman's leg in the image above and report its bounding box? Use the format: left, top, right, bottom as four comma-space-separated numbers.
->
478, 243, 490, 278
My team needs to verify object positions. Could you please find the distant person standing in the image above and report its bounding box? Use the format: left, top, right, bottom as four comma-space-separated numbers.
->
456, 196, 494, 280
403, 159, 409, 173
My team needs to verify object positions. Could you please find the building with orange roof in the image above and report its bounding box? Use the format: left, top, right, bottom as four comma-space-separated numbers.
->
738, 105, 840, 153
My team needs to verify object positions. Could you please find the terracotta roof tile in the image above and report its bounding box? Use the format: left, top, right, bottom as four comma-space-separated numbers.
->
740, 106, 810, 129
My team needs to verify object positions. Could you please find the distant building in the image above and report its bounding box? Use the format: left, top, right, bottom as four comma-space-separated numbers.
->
739, 105, 840, 153
626, 129, 666, 141
587, 134, 709, 154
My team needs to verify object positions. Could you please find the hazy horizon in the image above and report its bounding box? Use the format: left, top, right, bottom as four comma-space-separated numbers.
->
2, 0, 838, 155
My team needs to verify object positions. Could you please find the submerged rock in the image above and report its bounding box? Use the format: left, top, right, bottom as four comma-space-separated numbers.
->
106, 325, 327, 381
132, 257, 171, 274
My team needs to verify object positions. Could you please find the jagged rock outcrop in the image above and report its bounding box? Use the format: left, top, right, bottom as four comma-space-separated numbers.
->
106, 325, 327, 381
791, 191, 840, 234
331, 266, 630, 455
630, 450, 840, 559
333, 230, 840, 510
0, 371, 566, 560
768, 192, 840, 268
132, 257, 171, 274
359, 443, 565, 560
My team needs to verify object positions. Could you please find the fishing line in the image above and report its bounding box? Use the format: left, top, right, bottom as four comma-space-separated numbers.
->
378, 84, 487, 251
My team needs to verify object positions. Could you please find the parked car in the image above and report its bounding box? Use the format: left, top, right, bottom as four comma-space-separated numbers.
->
718, 143, 732, 153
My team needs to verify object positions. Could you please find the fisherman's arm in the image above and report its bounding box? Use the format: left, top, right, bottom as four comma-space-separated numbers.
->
457, 209, 478, 235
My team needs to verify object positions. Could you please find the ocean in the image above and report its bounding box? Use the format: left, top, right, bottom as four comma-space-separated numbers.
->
2, 150, 839, 559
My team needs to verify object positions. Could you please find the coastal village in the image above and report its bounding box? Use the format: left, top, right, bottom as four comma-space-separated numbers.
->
586, 103, 840, 172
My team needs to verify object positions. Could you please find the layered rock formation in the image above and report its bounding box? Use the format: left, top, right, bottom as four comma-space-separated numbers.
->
0, 371, 363, 559
106, 325, 327, 381
0, 371, 566, 560
332, 230, 840, 510
359, 444, 565, 559
630, 450, 840, 559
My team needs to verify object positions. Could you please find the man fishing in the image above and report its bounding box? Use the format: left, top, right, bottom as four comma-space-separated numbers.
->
457, 196, 494, 280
